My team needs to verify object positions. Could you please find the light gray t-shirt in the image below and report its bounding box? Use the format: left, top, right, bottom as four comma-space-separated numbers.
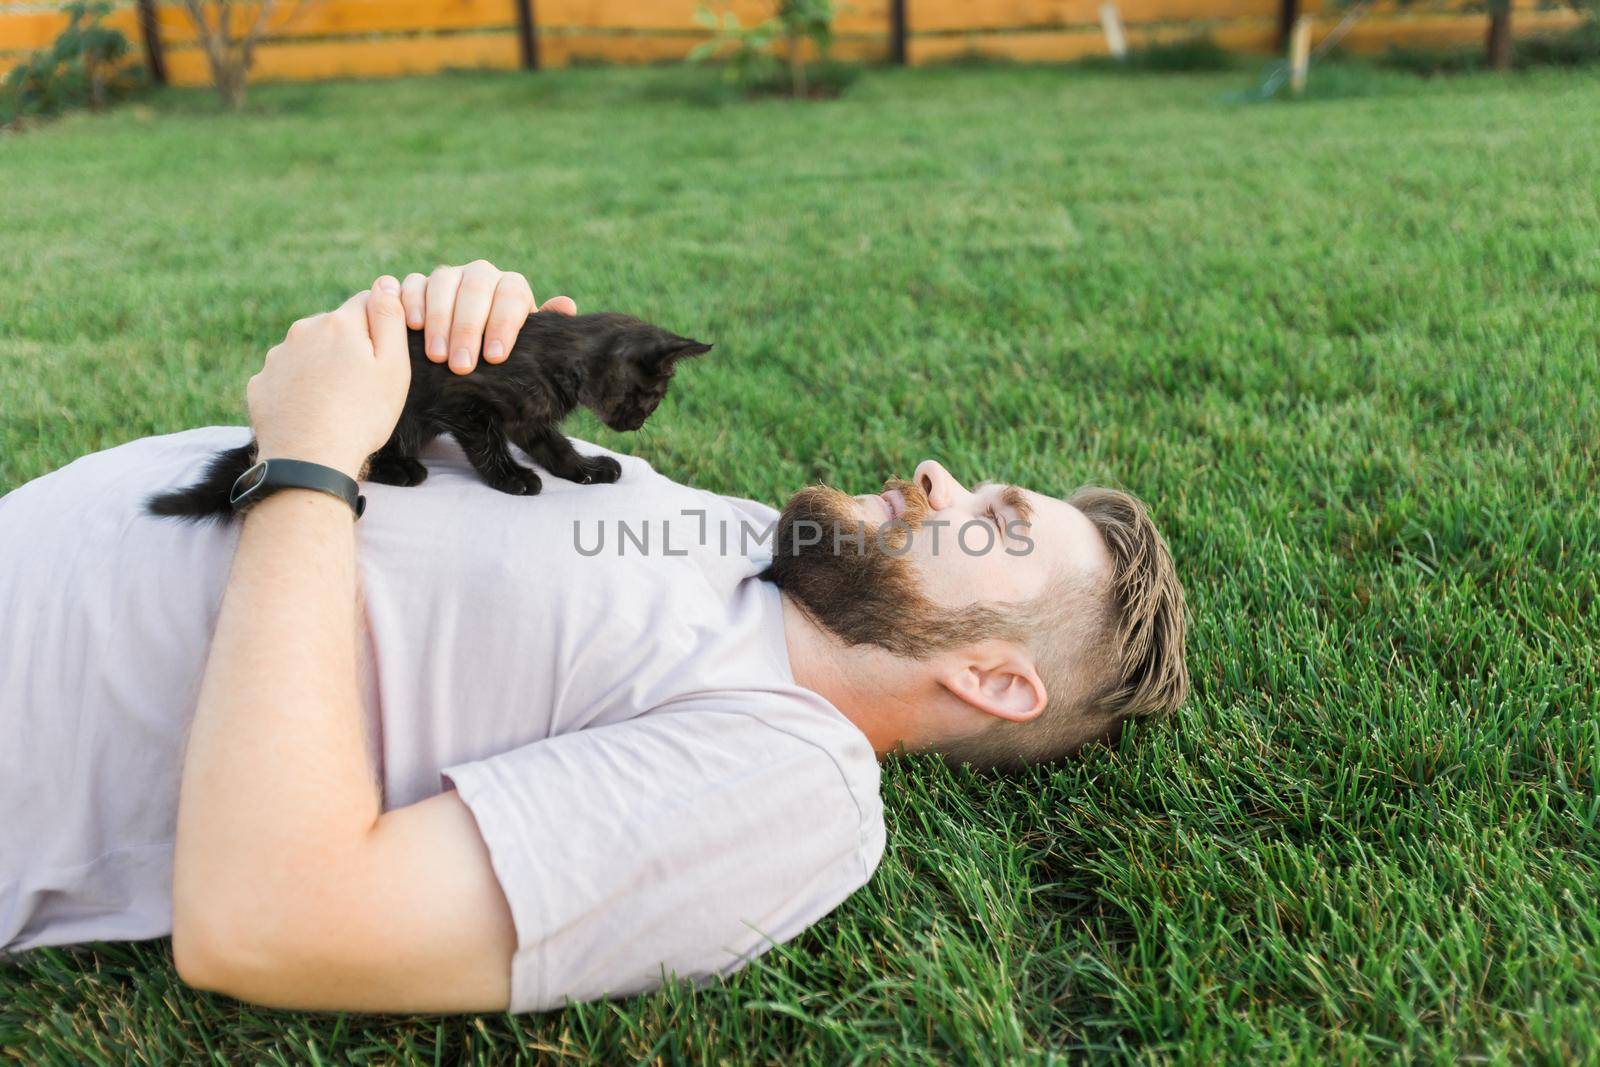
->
0, 427, 885, 1012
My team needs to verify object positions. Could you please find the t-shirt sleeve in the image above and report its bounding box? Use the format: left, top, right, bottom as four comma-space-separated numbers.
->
440, 706, 883, 1013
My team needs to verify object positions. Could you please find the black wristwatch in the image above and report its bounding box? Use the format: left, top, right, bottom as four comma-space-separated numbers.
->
229, 458, 367, 520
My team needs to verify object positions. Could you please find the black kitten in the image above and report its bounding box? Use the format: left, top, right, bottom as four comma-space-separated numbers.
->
145, 311, 712, 523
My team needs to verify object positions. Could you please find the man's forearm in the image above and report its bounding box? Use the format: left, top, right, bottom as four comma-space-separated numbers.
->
165, 279, 518, 1012
172, 488, 378, 964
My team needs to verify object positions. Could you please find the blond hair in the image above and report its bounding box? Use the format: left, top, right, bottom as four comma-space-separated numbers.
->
944, 485, 1190, 770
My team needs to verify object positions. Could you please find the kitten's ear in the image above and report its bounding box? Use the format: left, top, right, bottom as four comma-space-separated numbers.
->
645, 338, 713, 372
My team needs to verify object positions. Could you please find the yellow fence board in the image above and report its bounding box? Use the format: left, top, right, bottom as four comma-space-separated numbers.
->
164, 28, 518, 82
0, 10, 72, 50
910, 27, 1105, 62
910, 22, 1275, 60
1195, 21, 1277, 49
158, 29, 884, 79
911, 0, 1077, 31
541, 28, 887, 65
540, 0, 765, 30
152, 0, 515, 47
0, 4, 138, 53
538, 0, 889, 33
904, 6, 1578, 62
1113, 0, 1277, 23
1327, 6, 1583, 50
906, 0, 1563, 28
1298, 0, 1569, 16
908, 0, 1273, 30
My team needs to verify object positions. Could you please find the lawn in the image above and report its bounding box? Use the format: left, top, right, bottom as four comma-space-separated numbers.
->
2, 60, 1598, 1063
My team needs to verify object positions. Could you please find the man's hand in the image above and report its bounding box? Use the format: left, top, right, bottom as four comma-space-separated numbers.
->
402, 260, 578, 375
247, 277, 411, 480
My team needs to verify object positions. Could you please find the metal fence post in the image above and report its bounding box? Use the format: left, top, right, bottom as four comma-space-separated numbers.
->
1276, 0, 1299, 51
136, 0, 166, 85
889, 0, 907, 65
516, 0, 539, 70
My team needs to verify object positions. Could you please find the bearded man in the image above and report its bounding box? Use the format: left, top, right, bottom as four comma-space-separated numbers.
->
0, 262, 1188, 1013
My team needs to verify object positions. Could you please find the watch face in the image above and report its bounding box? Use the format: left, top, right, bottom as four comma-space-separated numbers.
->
229, 461, 268, 506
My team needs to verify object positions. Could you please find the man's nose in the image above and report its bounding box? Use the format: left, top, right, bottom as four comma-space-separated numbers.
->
912, 460, 968, 511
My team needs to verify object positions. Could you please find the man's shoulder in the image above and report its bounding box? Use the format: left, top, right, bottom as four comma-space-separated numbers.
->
641, 687, 886, 870
650, 685, 880, 793
445, 681, 886, 1012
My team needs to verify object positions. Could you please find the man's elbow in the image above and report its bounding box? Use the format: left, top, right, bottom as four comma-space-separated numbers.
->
171, 903, 249, 996
170, 912, 230, 994
170, 891, 303, 1002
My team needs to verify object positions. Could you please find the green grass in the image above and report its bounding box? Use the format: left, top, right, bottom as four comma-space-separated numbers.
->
3, 61, 1599, 1064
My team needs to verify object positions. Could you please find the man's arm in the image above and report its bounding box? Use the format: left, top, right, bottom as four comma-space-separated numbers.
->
171, 279, 515, 1012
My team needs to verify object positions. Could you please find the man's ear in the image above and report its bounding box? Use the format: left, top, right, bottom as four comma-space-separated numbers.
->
936, 641, 1047, 724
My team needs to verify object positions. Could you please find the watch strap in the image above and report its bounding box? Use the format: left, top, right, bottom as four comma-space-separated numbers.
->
230, 458, 367, 519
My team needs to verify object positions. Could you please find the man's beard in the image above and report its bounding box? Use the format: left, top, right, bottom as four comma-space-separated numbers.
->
766, 478, 1016, 659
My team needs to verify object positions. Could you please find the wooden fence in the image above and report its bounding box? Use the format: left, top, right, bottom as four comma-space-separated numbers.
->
0, 0, 1585, 84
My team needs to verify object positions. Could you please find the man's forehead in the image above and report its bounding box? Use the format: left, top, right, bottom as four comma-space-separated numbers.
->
987, 482, 1111, 577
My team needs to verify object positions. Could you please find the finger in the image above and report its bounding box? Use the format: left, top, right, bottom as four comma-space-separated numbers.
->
338, 289, 370, 315
401, 272, 428, 330
447, 259, 500, 375
483, 271, 535, 364
423, 265, 463, 363
367, 276, 408, 364
540, 295, 578, 317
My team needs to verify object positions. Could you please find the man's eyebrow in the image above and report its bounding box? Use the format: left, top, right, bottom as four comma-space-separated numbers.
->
976, 481, 1034, 523
1000, 485, 1034, 523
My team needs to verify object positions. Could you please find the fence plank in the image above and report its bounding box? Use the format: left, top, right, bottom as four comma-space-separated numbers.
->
162, 28, 519, 81
535, 0, 889, 33
910, 28, 1106, 62
1327, 5, 1581, 50
0, 5, 140, 54
907, 0, 1562, 28
153, 0, 518, 46
911, 0, 1284, 30
540, 28, 887, 64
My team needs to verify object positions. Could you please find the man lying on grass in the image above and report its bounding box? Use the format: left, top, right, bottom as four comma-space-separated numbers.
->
0, 261, 1188, 1013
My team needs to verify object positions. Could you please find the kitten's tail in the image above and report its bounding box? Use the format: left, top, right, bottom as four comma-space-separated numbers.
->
143, 442, 256, 524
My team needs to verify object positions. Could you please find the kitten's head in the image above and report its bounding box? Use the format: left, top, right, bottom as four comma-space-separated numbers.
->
582, 315, 712, 432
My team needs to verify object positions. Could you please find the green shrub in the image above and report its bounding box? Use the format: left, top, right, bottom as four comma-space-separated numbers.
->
1125, 34, 1239, 71
1515, 20, 1600, 67
1377, 43, 1486, 76
1376, 19, 1600, 77
1078, 34, 1240, 73
1, 0, 140, 127
688, 0, 843, 98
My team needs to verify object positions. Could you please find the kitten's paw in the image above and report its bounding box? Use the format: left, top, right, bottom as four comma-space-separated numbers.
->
396, 458, 429, 487
489, 467, 543, 496
367, 456, 429, 488
577, 455, 623, 485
